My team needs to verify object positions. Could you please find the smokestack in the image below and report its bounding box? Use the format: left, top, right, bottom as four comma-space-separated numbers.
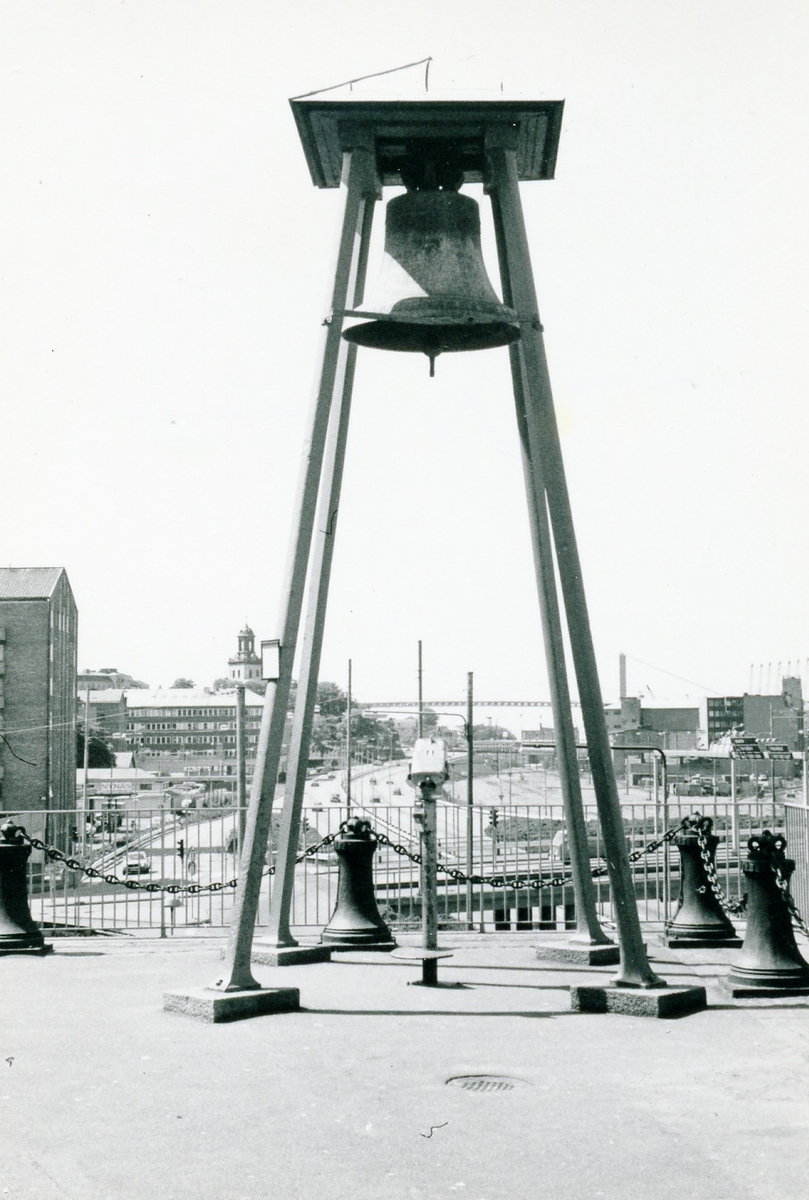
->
619, 652, 627, 700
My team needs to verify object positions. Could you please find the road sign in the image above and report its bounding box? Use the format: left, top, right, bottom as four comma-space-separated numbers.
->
730, 737, 765, 760
762, 742, 793, 760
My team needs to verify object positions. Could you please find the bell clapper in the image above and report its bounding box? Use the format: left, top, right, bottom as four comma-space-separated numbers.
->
428, 353, 436, 377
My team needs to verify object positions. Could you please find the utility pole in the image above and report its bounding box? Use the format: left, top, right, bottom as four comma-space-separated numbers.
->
466, 671, 475, 930
345, 658, 352, 817
81, 689, 90, 854
235, 682, 247, 852
417, 640, 424, 738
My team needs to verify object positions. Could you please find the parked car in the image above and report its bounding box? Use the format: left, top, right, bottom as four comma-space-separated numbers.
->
123, 852, 151, 875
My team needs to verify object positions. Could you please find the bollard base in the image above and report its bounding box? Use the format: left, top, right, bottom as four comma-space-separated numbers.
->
0, 941, 53, 957
660, 934, 743, 949
535, 941, 620, 966
251, 944, 333, 967
570, 984, 707, 1018
719, 979, 809, 1000
163, 986, 300, 1023
325, 940, 397, 953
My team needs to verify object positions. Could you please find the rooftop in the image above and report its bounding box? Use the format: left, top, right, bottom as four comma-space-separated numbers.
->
124, 688, 265, 707
0, 566, 66, 599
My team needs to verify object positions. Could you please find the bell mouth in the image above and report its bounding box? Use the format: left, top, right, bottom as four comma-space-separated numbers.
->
343, 298, 521, 356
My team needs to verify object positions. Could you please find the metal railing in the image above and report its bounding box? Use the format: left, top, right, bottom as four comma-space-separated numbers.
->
784, 803, 809, 922
8, 794, 786, 937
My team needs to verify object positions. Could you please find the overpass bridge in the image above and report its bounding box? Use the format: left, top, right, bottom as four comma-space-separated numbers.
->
364, 699, 569, 709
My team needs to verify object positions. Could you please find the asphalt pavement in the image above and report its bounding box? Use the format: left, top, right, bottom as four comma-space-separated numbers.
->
3, 930, 809, 1200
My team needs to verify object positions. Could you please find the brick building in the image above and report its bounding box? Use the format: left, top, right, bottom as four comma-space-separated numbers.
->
699, 678, 804, 751
0, 567, 78, 815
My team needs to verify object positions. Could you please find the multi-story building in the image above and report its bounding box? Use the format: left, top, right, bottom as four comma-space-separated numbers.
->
125, 688, 265, 764
699, 679, 804, 752
701, 695, 746, 745
0, 567, 78, 815
605, 697, 700, 751
80, 689, 128, 748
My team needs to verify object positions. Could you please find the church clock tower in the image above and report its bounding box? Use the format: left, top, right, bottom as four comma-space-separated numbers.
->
228, 623, 262, 683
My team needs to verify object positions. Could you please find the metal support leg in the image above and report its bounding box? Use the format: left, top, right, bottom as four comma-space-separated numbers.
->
486, 137, 662, 987
257, 194, 376, 953
488, 182, 610, 950
212, 145, 379, 991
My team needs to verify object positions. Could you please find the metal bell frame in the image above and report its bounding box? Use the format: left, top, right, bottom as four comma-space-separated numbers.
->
213, 98, 665, 994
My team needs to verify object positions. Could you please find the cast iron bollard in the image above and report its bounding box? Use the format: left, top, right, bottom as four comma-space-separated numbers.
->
726, 830, 809, 994
665, 814, 740, 947
0, 820, 52, 955
321, 818, 395, 949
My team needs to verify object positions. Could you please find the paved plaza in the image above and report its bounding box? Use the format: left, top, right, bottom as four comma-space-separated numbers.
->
3, 931, 808, 1200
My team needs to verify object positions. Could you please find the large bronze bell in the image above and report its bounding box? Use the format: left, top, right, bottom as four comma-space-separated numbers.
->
343, 142, 520, 374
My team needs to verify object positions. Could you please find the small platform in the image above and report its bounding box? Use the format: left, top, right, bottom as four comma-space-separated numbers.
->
535, 941, 620, 966
391, 947, 455, 987
570, 984, 707, 1018
163, 986, 300, 1023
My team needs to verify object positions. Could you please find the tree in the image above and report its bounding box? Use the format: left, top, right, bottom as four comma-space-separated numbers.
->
316, 681, 347, 717
172, 677, 195, 689
76, 724, 116, 769
472, 722, 514, 741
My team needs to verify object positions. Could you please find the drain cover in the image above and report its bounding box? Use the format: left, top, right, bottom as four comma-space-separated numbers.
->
446, 1075, 522, 1093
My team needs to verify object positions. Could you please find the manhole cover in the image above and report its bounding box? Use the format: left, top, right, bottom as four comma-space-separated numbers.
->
446, 1075, 522, 1093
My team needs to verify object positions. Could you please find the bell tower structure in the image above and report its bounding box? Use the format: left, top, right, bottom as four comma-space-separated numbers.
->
228, 623, 261, 684
208, 84, 705, 1016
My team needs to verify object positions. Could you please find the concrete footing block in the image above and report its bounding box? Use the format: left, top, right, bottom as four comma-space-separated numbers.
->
535, 942, 620, 966
163, 986, 300, 1023
251, 944, 333, 966
570, 984, 707, 1018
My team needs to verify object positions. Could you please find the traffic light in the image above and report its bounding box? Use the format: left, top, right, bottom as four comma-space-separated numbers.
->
177, 838, 185, 861
489, 809, 499, 828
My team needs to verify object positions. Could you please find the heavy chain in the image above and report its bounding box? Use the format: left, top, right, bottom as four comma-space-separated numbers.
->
16, 828, 338, 895
695, 824, 748, 916
374, 822, 685, 891
772, 861, 809, 939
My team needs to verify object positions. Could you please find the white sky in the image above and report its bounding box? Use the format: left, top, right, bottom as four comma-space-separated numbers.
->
2, 1, 808, 728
